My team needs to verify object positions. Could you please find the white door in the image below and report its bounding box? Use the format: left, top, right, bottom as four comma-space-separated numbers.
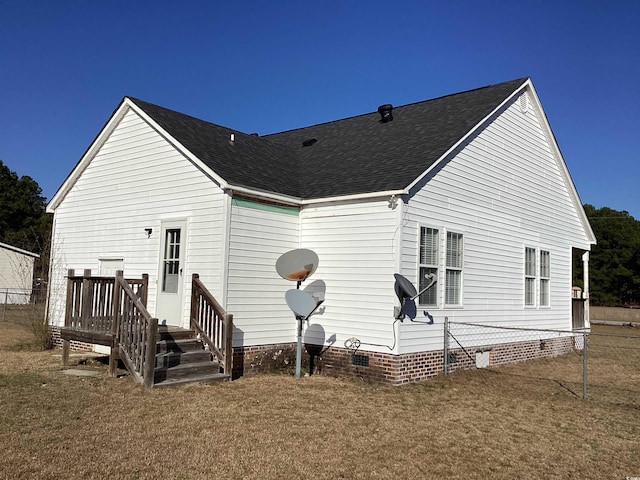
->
156, 221, 186, 326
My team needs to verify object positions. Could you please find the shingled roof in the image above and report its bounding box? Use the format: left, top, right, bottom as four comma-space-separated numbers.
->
129, 77, 528, 200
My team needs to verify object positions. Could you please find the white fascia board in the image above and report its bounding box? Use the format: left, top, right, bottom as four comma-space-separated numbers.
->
525, 81, 597, 246
405, 82, 528, 194
226, 185, 408, 207
46, 102, 131, 213
224, 185, 302, 206
300, 189, 408, 206
0, 241, 39, 258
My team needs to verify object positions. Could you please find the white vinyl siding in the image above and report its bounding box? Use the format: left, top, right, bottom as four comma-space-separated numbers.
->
300, 199, 399, 354
47, 107, 226, 329
226, 200, 300, 347
419, 227, 438, 306
399, 89, 592, 354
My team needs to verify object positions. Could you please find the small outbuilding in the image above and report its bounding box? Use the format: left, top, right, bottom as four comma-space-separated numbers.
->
0, 242, 39, 304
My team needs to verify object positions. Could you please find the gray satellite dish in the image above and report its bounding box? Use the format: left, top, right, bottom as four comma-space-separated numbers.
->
394, 273, 437, 319
276, 249, 319, 282
394, 273, 417, 301
285, 289, 319, 319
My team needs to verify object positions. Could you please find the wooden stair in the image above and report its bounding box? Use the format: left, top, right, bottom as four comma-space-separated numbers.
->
152, 326, 229, 387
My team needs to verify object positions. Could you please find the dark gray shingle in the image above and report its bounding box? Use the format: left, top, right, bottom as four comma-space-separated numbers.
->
129, 77, 528, 200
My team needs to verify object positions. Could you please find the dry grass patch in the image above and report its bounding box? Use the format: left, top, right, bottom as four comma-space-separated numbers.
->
1, 311, 639, 479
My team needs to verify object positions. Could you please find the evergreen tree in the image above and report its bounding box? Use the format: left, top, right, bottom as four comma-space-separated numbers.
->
0, 160, 52, 283
583, 204, 640, 306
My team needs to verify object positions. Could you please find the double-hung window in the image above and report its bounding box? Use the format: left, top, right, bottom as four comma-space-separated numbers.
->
445, 232, 463, 305
524, 247, 551, 307
419, 227, 439, 306
524, 247, 536, 306
539, 250, 550, 306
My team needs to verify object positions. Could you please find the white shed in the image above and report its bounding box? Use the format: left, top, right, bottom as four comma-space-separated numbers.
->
0, 242, 39, 304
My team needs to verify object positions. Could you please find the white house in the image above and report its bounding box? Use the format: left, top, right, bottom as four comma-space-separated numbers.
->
0, 242, 39, 304
46, 77, 596, 384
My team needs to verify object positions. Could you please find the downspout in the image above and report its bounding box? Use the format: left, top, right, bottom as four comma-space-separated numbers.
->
582, 251, 590, 329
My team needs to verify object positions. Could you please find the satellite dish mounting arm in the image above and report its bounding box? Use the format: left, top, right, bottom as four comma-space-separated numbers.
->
411, 273, 437, 301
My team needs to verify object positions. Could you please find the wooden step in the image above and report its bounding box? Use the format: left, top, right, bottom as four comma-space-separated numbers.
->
154, 361, 222, 383
153, 372, 229, 388
157, 325, 195, 341
155, 338, 203, 354
151, 326, 227, 387
155, 350, 213, 368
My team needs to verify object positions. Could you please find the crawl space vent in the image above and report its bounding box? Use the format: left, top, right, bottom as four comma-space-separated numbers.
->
352, 354, 369, 367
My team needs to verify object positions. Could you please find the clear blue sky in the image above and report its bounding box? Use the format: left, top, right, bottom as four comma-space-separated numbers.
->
1, 1, 638, 219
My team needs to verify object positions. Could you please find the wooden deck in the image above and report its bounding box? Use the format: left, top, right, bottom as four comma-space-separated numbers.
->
60, 269, 233, 388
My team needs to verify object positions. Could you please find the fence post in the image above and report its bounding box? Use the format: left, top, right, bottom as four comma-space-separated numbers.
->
582, 331, 588, 400
2, 288, 7, 321
443, 316, 449, 376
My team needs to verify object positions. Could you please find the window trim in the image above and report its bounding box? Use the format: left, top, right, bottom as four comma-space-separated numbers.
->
524, 246, 537, 307
539, 250, 550, 307
417, 226, 439, 307
445, 231, 464, 307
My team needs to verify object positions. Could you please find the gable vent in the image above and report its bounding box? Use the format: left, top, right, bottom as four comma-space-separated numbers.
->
519, 93, 529, 113
377, 104, 393, 123
302, 138, 318, 147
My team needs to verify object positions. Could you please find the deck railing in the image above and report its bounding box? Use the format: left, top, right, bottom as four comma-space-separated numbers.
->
61, 269, 157, 388
63, 268, 148, 337
114, 272, 158, 389
190, 273, 233, 375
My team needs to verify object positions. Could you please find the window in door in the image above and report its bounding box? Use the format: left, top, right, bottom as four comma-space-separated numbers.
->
162, 228, 181, 293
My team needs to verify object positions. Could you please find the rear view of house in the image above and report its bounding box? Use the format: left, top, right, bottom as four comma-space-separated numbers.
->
46, 77, 596, 386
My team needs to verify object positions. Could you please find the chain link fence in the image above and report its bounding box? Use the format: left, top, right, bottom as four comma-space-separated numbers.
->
444, 320, 640, 401
1, 287, 47, 321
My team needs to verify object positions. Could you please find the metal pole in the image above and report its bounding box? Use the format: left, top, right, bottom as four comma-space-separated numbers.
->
582, 331, 588, 400
443, 316, 449, 376
2, 289, 7, 322
296, 316, 303, 378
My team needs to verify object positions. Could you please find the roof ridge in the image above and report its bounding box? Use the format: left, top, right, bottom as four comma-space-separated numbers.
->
263, 77, 529, 138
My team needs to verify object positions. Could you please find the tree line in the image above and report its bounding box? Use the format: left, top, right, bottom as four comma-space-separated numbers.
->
1, 160, 638, 305
0, 160, 51, 285
576, 204, 640, 306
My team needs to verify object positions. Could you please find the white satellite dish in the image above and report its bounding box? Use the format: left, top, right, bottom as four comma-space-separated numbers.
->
276, 249, 319, 282
285, 289, 320, 319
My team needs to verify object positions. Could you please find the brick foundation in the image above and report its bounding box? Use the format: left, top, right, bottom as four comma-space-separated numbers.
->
231, 335, 576, 385
52, 326, 576, 384
232, 343, 304, 379
49, 326, 95, 352
445, 335, 573, 375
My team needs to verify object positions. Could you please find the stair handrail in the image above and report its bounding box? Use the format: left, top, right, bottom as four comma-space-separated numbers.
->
190, 273, 233, 376
113, 271, 158, 389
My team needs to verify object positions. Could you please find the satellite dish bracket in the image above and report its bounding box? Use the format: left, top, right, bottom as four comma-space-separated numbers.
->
410, 274, 437, 301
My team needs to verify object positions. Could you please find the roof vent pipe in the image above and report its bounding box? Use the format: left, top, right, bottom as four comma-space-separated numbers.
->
378, 104, 393, 123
